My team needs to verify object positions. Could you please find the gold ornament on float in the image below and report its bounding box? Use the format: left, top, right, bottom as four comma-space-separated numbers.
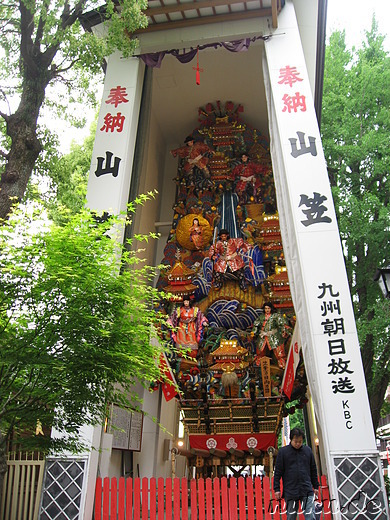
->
176, 214, 212, 251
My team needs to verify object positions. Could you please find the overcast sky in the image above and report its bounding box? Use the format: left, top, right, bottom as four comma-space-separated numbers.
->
326, 0, 390, 50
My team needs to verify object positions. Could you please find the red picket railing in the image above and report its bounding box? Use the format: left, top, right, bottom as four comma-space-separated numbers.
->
95, 475, 330, 520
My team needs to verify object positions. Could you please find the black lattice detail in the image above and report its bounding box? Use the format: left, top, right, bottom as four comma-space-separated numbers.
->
333, 455, 388, 519
39, 459, 85, 520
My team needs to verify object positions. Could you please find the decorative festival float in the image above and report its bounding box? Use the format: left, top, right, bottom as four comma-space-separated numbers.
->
156, 101, 308, 477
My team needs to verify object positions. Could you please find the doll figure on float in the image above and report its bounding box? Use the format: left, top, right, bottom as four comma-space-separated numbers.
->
167, 297, 208, 359
208, 229, 251, 291
252, 301, 291, 369
232, 152, 265, 204
189, 217, 204, 250
171, 136, 214, 178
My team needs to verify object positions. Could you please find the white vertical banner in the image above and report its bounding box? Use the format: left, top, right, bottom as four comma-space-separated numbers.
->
79, 53, 145, 520
262, 2, 388, 517
263, 1, 375, 454
87, 53, 145, 216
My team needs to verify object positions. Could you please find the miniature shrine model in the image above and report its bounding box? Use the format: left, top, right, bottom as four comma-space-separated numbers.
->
157, 101, 307, 477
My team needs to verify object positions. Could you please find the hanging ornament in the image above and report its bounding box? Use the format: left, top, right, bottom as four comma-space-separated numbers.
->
192, 47, 203, 85
35, 419, 44, 435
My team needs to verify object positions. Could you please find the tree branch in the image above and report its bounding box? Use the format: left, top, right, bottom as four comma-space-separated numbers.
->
19, 0, 37, 75
39, 0, 88, 72
54, 58, 81, 77
0, 92, 12, 119
61, 0, 87, 30
0, 368, 35, 416
34, 0, 51, 47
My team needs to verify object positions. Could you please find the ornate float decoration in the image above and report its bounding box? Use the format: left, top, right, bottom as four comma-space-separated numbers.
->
157, 101, 307, 477
266, 265, 294, 311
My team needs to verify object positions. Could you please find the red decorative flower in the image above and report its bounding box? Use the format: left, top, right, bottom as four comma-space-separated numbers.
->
226, 101, 234, 111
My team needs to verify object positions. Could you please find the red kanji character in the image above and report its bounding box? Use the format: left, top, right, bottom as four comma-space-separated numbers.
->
282, 92, 307, 113
105, 86, 129, 108
100, 112, 125, 133
278, 66, 303, 87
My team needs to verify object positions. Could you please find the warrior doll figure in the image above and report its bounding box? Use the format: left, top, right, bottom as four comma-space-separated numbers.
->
232, 152, 265, 204
171, 136, 214, 178
208, 229, 251, 291
252, 302, 291, 369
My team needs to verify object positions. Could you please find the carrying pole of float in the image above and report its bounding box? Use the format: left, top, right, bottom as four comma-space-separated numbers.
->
263, 2, 389, 517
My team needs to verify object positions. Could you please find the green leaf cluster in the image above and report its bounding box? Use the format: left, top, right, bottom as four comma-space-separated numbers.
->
44, 118, 96, 222
321, 17, 390, 429
0, 198, 168, 454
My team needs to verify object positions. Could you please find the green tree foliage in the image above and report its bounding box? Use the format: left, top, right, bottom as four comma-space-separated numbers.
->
0, 0, 147, 220
45, 118, 96, 223
321, 18, 390, 430
0, 194, 168, 493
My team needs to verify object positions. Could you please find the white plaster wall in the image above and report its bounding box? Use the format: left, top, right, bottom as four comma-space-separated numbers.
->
133, 388, 162, 478
98, 434, 122, 478
132, 110, 166, 267
293, 0, 319, 96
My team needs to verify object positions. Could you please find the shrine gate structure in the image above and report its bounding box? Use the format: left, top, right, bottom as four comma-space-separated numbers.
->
37, 1, 389, 519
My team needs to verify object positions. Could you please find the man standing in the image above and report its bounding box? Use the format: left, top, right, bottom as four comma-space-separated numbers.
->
273, 427, 320, 519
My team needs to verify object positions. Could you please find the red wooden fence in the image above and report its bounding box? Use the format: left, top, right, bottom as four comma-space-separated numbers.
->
95, 475, 330, 520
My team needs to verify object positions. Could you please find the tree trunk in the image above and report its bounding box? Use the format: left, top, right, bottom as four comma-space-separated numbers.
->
370, 377, 390, 431
0, 122, 41, 220
0, 74, 47, 220
361, 312, 375, 384
0, 431, 8, 509
0, 0, 56, 221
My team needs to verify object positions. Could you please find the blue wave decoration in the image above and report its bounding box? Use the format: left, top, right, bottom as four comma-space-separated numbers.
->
243, 245, 265, 287
202, 257, 214, 283
206, 300, 261, 330
193, 257, 213, 299
225, 328, 240, 340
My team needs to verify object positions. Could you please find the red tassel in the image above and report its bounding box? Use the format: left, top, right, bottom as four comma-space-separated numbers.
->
193, 47, 203, 85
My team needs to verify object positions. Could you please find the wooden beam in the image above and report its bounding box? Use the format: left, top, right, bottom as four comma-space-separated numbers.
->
177, 448, 196, 458
145, 0, 258, 17
229, 448, 245, 458
191, 448, 212, 458
136, 8, 272, 33
209, 448, 228, 458
271, 0, 278, 28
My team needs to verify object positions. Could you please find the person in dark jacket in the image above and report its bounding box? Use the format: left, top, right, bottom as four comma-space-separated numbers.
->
273, 427, 320, 519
